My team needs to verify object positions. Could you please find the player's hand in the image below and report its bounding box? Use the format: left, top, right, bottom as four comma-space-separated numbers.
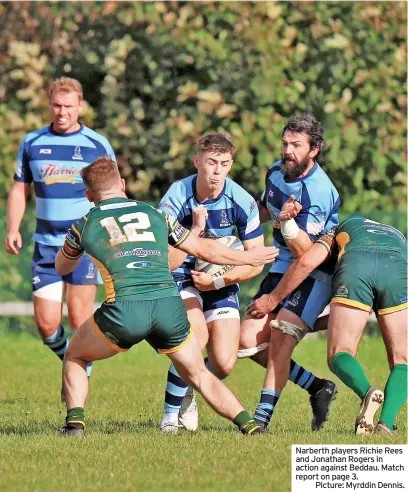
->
247, 294, 277, 318
279, 195, 302, 221
247, 246, 279, 267
5, 230, 22, 255
191, 205, 208, 235
191, 270, 215, 291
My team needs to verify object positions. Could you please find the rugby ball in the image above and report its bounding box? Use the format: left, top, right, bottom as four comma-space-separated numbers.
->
194, 235, 244, 277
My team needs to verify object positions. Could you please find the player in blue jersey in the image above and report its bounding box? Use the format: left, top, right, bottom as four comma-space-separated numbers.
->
157, 133, 324, 433
5, 78, 115, 388
239, 113, 340, 432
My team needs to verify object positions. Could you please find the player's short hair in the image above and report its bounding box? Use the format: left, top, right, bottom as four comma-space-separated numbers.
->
282, 113, 324, 157
49, 77, 83, 101
81, 157, 120, 192
196, 133, 236, 157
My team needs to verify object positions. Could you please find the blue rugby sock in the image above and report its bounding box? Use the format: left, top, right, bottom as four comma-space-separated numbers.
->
289, 359, 324, 395
164, 364, 188, 414
43, 325, 68, 360
253, 389, 281, 428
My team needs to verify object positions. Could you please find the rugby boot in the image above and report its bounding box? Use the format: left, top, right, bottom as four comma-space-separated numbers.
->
310, 379, 338, 431
355, 387, 384, 435
179, 387, 199, 431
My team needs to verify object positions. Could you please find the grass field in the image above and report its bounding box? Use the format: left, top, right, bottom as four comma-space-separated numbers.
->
0, 332, 406, 491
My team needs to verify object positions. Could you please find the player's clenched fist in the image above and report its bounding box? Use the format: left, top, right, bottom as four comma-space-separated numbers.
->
192, 205, 208, 235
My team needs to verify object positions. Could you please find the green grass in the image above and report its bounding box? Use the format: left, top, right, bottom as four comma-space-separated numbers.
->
0, 333, 406, 491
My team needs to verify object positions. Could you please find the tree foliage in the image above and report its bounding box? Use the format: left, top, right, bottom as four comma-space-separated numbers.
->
1, 1, 406, 213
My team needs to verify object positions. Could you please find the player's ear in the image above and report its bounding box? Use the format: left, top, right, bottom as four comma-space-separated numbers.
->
120, 178, 126, 192
310, 146, 319, 160
193, 155, 199, 170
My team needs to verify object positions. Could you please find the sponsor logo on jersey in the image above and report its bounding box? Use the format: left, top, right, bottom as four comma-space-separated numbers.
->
268, 190, 274, 198
335, 285, 349, 297
115, 248, 161, 259
40, 163, 80, 184
220, 209, 231, 227
32, 276, 41, 285
159, 202, 179, 217
288, 291, 301, 307
126, 261, 151, 269
86, 262, 96, 279
228, 294, 237, 303
104, 332, 120, 345
249, 200, 256, 214
39, 149, 52, 154
400, 296, 407, 303
72, 146, 83, 160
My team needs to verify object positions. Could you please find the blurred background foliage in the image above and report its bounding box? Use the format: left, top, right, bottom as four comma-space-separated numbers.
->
0, 1, 406, 307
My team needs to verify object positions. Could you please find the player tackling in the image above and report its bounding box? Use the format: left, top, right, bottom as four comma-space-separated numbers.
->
55, 157, 279, 437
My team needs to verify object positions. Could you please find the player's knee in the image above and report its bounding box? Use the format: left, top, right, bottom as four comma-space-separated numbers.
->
35, 317, 61, 339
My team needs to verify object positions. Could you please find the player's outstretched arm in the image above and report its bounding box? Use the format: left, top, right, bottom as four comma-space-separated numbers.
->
177, 233, 279, 268
191, 235, 265, 291
247, 242, 329, 318
5, 181, 30, 255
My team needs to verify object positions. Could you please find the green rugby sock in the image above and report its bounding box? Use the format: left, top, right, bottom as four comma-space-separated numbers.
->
331, 352, 371, 400
234, 411, 260, 434
379, 364, 407, 430
66, 407, 85, 426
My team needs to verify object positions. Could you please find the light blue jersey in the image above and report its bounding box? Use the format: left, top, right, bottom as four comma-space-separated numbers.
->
14, 124, 115, 246
261, 161, 340, 282
159, 175, 263, 281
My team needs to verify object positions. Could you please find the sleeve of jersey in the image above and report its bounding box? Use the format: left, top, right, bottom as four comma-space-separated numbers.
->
13, 139, 33, 183
61, 218, 86, 260
158, 182, 185, 222
166, 214, 190, 247
235, 194, 263, 241
295, 194, 341, 243
104, 141, 116, 163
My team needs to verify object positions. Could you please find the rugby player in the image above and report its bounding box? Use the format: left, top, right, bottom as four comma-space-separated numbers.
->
256, 214, 407, 435
242, 113, 340, 431
5, 78, 115, 384
158, 133, 324, 434
55, 157, 280, 437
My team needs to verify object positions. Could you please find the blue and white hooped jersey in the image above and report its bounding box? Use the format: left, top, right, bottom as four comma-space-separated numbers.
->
13, 124, 116, 246
261, 161, 340, 283
159, 175, 263, 280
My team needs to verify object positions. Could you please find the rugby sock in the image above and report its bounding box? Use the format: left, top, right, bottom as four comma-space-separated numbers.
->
253, 389, 280, 428
66, 407, 85, 427
163, 364, 188, 414
330, 351, 370, 400
234, 411, 261, 435
379, 364, 407, 430
42, 325, 68, 361
288, 359, 325, 394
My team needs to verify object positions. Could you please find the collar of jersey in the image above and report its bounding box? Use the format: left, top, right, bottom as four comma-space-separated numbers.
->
49, 123, 84, 137
283, 161, 319, 183
98, 197, 130, 205
192, 175, 227, 205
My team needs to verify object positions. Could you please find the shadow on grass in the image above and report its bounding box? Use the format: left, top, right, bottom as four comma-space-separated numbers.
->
0, 419, 159, 436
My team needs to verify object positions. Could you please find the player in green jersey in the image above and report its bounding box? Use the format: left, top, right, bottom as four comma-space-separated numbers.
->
249, 211, 407, 436
55, 156, 279, 437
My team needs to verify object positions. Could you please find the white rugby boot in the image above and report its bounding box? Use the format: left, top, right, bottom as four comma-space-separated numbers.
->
179, 387, 199, 431
159, 412, 179, 434
355, 387, 384, 435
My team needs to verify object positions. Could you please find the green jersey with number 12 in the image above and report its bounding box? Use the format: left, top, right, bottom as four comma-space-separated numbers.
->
61, 197, 190, 301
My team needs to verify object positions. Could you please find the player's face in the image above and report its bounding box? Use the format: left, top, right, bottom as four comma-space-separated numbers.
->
50, 91, 83, 134
194, 151, 233, 191
280, 131, 318, 179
